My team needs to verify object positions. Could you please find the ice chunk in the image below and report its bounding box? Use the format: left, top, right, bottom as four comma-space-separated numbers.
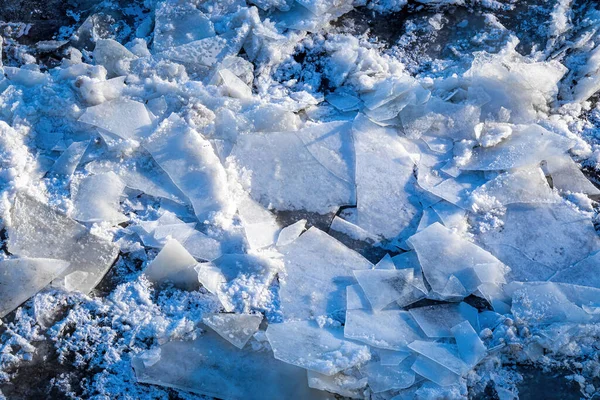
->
361, 358, 416, 393
50, 141, 88, 177
470, 167, 559, 210
214, 69, 252, 99
378, 349, 411, 366
153, 2, 215, 52
307, 370, 367, 399
276, 219, 306, 247
430, 201, 468, 233
344, 309, 423, 350
408, 341, 469, 375
409, 303, 479, 338
326, 92, 361, 112
478, 310, 505, 330
422, 173, 485, 210
346, 284, 370, 310
550, 251, 600, 288
411, 355, 460, 387
8, 194, 119, 294
545, 156, 600, 195
144, 239, 198, 290
132, 331, 325, 400
93, 39, 137, 77
229, 130, 355, 214
375, 254, 395, 270
506, 281, 600, 324
279, 227, 373, 320
474, 122, 513, 148
407, 223, 509, 298
353, 114, 420, 240
237, 194, 280, 250
353, 269, 424, 310
462, 124, 575, 171
329, 216, 379, 245
145, 114, 232, 224
451, 321, 487, 367
78, 99, 153, 140
477, 203, 600, 281
0, 258, 70, 317
72, 172, 127, 224
295, 121, 355, 184
266, 320, 370, 375
202, 313, 262, 349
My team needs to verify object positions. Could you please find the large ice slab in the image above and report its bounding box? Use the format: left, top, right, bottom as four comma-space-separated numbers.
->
144, 239, 199, 290
0, 258, 70, 317
132, 331, 326, 400
145, 114, 232, 224
477, 203, 600, 281
408, 303, 479, 338
78, 99, 153, 140
353, 115, 420, 240
266, 320, 370, 375
407, 223, 509, 298
202, 313, 262, 349
278, 227, 373, 320
8, 193, 119, 294
229, 130, 355, 214
462, 124, 574, 171
344, 309, 423, 350
72, 172, 128, 224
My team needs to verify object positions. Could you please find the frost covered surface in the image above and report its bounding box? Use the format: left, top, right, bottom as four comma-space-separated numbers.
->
2, 0, 600, 399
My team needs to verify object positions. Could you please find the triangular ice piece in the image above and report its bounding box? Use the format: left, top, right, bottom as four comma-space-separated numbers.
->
202, 313, 263, 349
78, 99, 153, 140
144, 239, 198, 290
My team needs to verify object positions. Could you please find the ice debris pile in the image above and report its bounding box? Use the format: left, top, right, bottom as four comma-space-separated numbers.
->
2, 0, 600, 398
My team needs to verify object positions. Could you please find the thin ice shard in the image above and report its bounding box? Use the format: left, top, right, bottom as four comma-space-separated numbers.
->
50, 141, 88, 177
72, 172, 127, 224
266, 320, 371, 376
276, 219, 306, 247
407, 223, 509, 298
353, 269, 421, 311
344, 309, 423, 350
144, 114, 232, 224
78, 99, 153, 140
346, 284, 370, 310
411, 356, 461, 387
0, 258, 70, 317
451, 321, 487, 367
132, 331, 325, 400
230, 130, 355, 214
144, 239, 198, 290
361, 358, 416, 393
545, 155, 600, 195
279, 227, 372, 320
202, 313, 263, 349
8, 193, 119, 294
408, 341, 469, 375
237, 194, 280, 250
353, 115, 420, 240
409, 303, 479, 338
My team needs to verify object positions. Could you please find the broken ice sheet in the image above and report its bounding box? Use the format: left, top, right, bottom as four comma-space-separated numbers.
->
266, 320, 370, 376
408, 341, 469, 376
361, 358, 416, 393
307, 370, 367, 399
408, 303, 479, 338
8, 193, 119, 294
544, 155, 600, 196
153, 1, 215, 53
470, 166, 559, 210
377, 349, 411, 366
276, 219, 306, 247
278, 227, 372, 320
506, 282, 600, 324
462, 124, 575, 171
451, 321, 487, 367
353, 114, 421, 241
144, 113, 233, 224
144, 239, 199, 290
344, 309, 423, 350
78, 99, 153, 140
49, 140, 89, 178
93, 39, 137, 77
0, 258, 70, 317
202, 313, 262, 349
477, 203, 600, 281
550, 251, 600, 288
421, 172, 485, 210
229, 130, 355, 214
72, 172, 128, 224
407, 223, 509, 298
411, 355, 460, 387
353, 268, 424, 310
132, 331, 327, 400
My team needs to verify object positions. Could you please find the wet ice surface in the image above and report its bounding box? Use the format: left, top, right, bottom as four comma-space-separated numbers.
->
1, 0, 600, 399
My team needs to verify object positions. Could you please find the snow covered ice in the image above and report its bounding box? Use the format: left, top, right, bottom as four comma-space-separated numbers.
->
2, 0, 600, 399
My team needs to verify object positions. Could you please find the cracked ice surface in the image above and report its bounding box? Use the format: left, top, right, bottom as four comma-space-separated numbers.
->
2, 0, 600, 399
